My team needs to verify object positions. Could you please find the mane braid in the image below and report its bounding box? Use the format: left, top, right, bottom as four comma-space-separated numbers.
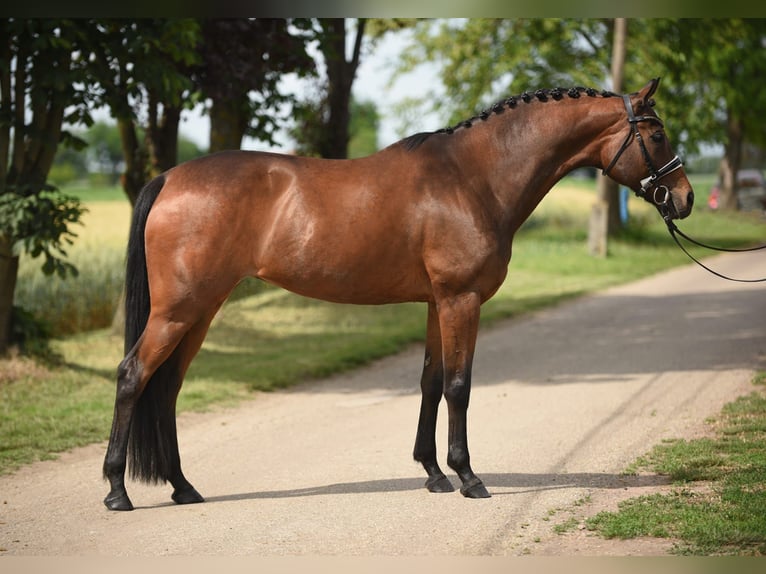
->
401, 86, 618, 152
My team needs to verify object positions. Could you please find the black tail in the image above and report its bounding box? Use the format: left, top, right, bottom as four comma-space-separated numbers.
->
123, 174, 184, 484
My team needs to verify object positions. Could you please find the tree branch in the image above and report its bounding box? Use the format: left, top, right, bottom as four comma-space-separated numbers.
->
350, 18, 367, 74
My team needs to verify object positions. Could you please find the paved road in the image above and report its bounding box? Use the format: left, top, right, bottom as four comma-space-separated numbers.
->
1, 250, 765, 556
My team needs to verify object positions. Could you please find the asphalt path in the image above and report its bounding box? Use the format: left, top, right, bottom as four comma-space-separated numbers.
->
1, 249, 765, 556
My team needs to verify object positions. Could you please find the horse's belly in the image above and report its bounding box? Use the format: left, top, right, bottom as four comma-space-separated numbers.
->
255, 253, 430, 305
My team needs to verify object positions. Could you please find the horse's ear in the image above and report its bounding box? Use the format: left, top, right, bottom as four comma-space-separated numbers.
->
644, 77, 660, 99
635, 78, 661, 111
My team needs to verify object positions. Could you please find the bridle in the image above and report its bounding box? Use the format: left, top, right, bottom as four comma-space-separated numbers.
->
603, 93, 765, 283
602, 94, 683, 215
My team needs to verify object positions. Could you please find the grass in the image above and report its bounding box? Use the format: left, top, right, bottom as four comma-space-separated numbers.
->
1, 175, 764, 476
585, 373, 766, 555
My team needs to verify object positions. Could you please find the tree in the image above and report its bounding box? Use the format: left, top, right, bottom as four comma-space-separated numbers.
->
397, 19, 611, 125
289, 18, 367, 159
312, 18, 367, 159
82, 19, 200, 205
292, 18, 413, 159
0, 19, 93, 353
192, 18, 314, 153
643, 19, 766, 210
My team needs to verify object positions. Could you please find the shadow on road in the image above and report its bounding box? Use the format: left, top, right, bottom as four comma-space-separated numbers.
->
190, 472, 670, 504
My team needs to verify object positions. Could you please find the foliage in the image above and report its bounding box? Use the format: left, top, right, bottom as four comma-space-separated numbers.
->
0, 19, 102, 353
643, 19, 766, 153
293, 97, 381, 157
192, 18, 315, 152
396, 19, 611, 126
84, 19, 201, 118
0, 19, 93, 267
395, 18, 766, 161
290, 18, 411, 158
348, 100, 381, 157
80, 19, 202, 203
0, 189, 84, 279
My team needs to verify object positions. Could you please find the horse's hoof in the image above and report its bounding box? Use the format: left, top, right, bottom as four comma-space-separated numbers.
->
425, 474, 455, 493
460, 477, 491, 499
104, 492, 134, 511
172, 486, 205, 505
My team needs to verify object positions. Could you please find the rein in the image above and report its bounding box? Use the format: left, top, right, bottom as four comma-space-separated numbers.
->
661, 209, 766, 283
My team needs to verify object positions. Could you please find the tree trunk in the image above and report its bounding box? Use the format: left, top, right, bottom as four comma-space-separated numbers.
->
588, 18, 626, 256
0, 237, 19, 355
719, 113, 743, 211
318, 18, 366, 160
117, 118, 147, 207
208, 95, 248, 153
148, 106, 181, 174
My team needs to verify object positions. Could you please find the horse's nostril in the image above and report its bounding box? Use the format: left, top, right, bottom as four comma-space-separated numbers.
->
687, 190, 695, 207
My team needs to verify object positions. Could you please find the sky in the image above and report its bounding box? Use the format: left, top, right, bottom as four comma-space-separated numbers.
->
177, 28, 443, 153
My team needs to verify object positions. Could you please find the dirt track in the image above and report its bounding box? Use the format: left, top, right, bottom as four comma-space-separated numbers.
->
1, 249, 765, 556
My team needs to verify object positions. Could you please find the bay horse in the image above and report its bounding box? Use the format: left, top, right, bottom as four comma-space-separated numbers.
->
103, 78, 693, 510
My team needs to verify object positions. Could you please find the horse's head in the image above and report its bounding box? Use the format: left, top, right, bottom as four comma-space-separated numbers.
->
602, 78, 694, 220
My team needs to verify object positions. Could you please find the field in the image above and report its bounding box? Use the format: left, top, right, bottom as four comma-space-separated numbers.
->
14, 199, 129, 336
2, 174, 764, 475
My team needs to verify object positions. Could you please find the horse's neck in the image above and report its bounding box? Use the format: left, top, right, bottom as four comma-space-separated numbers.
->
476, 98, 621, 232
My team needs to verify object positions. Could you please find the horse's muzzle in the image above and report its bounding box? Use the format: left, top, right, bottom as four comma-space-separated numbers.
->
676, 189, 694, 219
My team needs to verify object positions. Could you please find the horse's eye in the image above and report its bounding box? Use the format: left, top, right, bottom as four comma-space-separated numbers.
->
651, 132, 665, 143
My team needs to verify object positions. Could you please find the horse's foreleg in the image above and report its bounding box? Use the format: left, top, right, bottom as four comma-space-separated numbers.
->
437, 292, 490, 499
413, 302, 454, 493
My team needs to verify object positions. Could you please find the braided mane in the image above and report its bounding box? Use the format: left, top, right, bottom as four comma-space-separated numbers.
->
401, 86, 619, 152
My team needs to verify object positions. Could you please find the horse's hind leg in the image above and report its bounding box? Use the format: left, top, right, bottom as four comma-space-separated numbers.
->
103, 354, 142, 510
413, 302, 454, 493
103, 315, 192, 511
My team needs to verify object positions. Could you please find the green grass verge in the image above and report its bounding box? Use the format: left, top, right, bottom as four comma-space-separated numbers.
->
1, 176, 764, 476
586, 373, 766, 556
